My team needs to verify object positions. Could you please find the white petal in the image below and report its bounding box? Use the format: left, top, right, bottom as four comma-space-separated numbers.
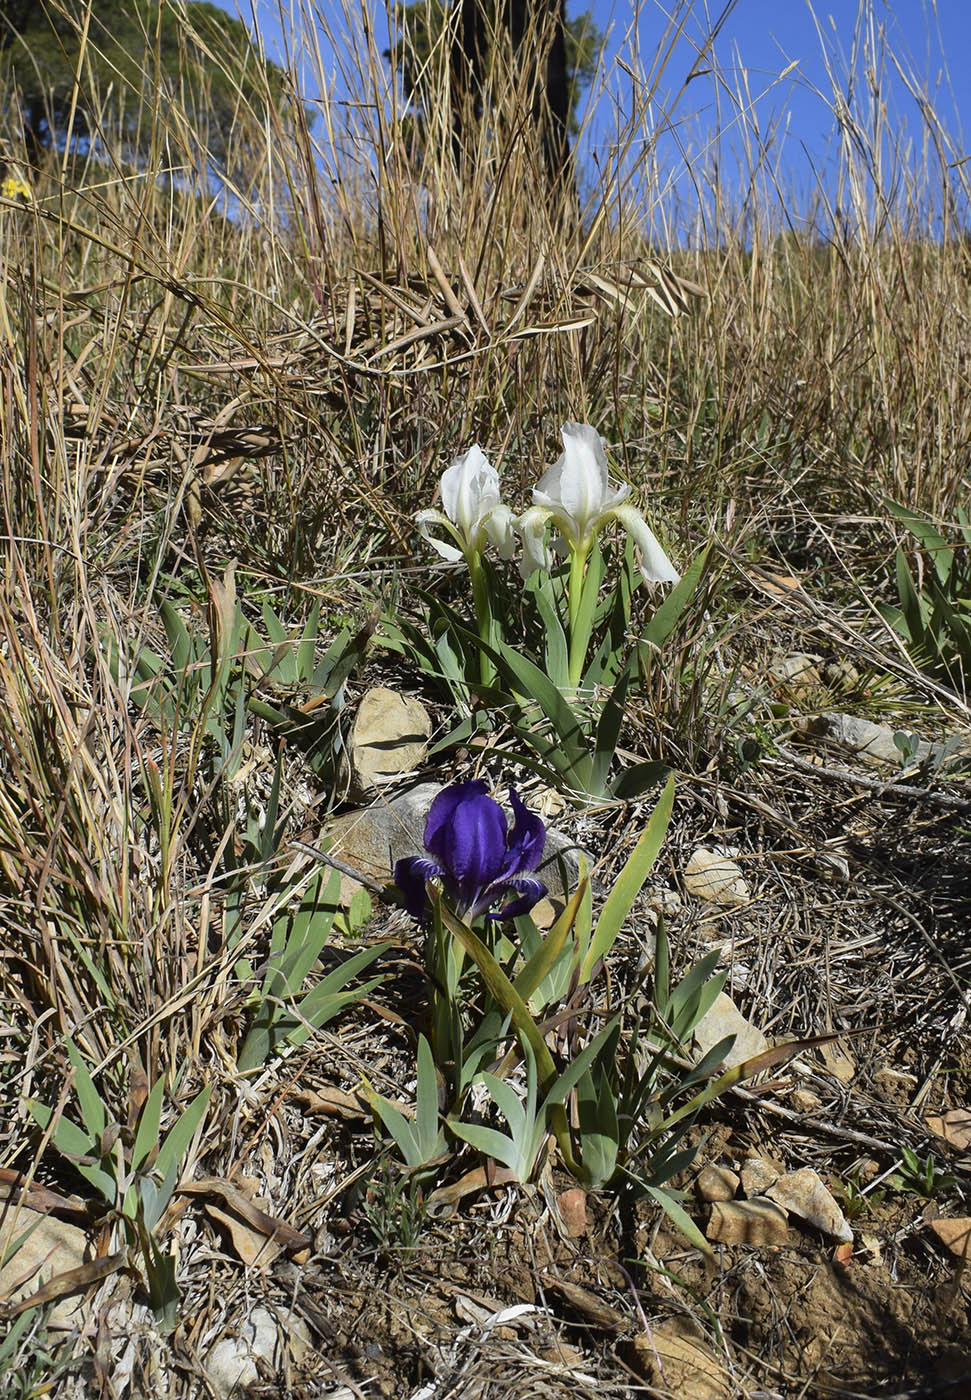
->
483, 503, 517, 559
533, 424, 630, 550
416, 509, 464, 562
515, 507, 553, 579
440, 445, 500, 542
613, 503, 680, 584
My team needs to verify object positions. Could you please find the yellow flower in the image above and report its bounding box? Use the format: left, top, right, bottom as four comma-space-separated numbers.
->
0, 166, 31, 203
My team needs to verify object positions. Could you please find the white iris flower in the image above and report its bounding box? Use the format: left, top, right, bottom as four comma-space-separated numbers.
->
416, 445, 517, 564
517, 422, 679, 585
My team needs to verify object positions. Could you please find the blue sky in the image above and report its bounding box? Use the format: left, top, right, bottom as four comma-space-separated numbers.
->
220, 1, 971, 234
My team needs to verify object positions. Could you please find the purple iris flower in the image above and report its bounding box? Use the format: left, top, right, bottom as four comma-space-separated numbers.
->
394, 780, 547, 923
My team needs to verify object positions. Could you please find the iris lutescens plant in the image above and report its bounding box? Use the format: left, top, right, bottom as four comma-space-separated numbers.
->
392, 421, 701, 800
519, 423, 680, 688
415, 445, 516, 687
366, 776, 816, 1247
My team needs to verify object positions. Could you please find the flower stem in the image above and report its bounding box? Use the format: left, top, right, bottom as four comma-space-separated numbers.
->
567, 541, 590, 690
467, 549, 496, 689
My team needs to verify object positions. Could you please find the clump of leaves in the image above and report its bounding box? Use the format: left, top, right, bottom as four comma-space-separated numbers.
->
879, 500, 971, 696
890, 1146, 956, 1200
24, 1044, 211, 1330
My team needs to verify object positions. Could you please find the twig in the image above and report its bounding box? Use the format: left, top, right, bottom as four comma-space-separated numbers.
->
770, 744, 971, 813
729, 1084, 952, 1162
290, 839, 392, 898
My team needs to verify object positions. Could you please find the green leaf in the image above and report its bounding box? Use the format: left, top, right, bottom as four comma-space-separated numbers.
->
511, 882, 585, 1004
160, 601, 195, 675
131, 1079, 166, 1173
639, 546, 709, 652
154, 1085, 212, 1188
368, 1036, 444, 1169
65, 1040, 107, 1141
415, 1034, 441, 1161
582, 776, 674, 983
370, 1096, 421, 1167
589, 669, 630, 794
609, 760, 669, 800
238, 942, 388, 1071
24, 1099, 116, 1204
570, 540, 607, 674
269, 868, 341, 987
576, 1067, 619, 1188
297, 602, 321, 682
494, 642, 588, 772
448, 1118, 521, 1172
437, 905, 583, 1177
641, 1182, 713, 1256
528, 573, 569, 689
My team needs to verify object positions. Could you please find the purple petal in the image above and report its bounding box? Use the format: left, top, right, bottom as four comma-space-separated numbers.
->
423, 780, 489, 858
495, 789, 546, 880
487, 875, 547, 922
394, 856, 443, 920
424, 780, 507, 911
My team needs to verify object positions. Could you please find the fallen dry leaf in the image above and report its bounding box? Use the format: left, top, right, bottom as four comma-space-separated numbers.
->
542, 1276, 627, 1330
179, 1178, 310, 1254
819, 1040, 856, 1084
291, 1086, 370, 1121
205, 1202, 283, 1268
555, 1188, 588, 1238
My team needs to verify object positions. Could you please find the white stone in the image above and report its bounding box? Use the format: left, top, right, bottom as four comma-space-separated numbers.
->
693, 992, 768, 1069
684, 848, 750, 906
0, 1208, 89, 1328
767, 1167, 853, 1244
205, 1306, 278, 1398
343, 687, 432, 800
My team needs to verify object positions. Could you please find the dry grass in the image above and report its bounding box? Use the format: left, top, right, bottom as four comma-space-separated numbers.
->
0, 1, 970, 1396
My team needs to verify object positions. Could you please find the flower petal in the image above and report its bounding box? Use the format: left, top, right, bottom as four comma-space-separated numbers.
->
416, 509, 464, 562
394, 855, 444, 919
515, 506, 553, 579
440, 445, 501, 543
486, 876, 548, 921
424, 780, 507, 912
483, 502, 517, 560
612, 503, 680, 584
546, 425, 602, 532
501, 788, 546, 876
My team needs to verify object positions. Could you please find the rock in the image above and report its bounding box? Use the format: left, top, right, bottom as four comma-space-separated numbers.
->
684, 848, 750, 906
205, 1305, 279, 1398
928, 1216, 971, 1261
693, 992, 768, 1070
806, 712, 932, 767
770, 653, 823, 696
819, 1040, 856, 1084
695, 1164, 739, 1203
324, 783, 585, 907
643, 886, 682, 919
767, 1167, 853, 1244
0, 1208, 89, 1327
630, 1319, 733, 1399
925, 1108, 971, 1152
706, 1198, 789, 1246
789, 1088, 822, 1115
740, 1156, 783, 1196
554, 1188, 588, 1238
823, 658, 862, 690
341, 687, 431, 801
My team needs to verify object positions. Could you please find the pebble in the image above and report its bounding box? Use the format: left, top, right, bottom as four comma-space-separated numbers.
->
767, 1167, 853, 1244
696, 1164, 739, 1203
706, 1197, 789, 1247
